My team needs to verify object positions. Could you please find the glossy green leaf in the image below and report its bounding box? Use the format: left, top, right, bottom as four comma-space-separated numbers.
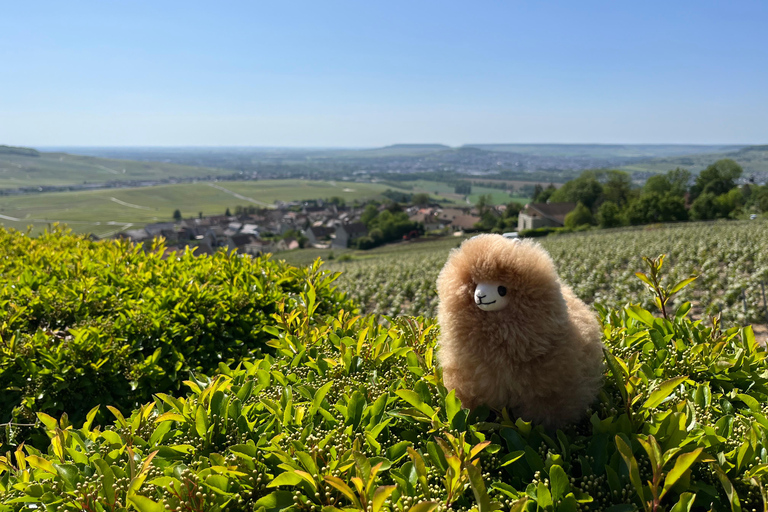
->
669, 276, 697, 295
713, 465, 742, 512
549, 464, 569, 502
128, 496, 164, 512
669, 492, 696, 512
445, 389, 461, 423
396, 389, 436, 417
372, 485, 396, 512
643, 376, 688, 410
255, 491, 296, 512
661, 448, 702, 498
615, 435, 647, 512
626, 305, 655, 326
268, 471, 304, 488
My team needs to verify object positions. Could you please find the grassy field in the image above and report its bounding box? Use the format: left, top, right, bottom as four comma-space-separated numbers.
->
403, 179, 531, 205
0, 148, 229, 188
467, 178, 564, 188
0, 179, 397, 237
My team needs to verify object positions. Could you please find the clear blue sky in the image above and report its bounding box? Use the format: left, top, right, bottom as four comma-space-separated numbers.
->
1, 1, 766, 147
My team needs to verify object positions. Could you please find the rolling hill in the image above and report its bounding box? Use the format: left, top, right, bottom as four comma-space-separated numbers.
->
620, 145, 768, 177
0, 145, 229, 189
58, 144, 767, 179
463, 143, 744, 158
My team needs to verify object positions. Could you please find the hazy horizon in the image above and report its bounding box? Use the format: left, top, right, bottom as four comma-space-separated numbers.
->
12, 134, 768, 153
33, 142, 754, 151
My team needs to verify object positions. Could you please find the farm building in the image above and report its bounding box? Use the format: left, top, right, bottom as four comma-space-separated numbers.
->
517, 202, 577, 231
304, 226, 335, 246
333, 222, 368, 248
408, 211, 449, 231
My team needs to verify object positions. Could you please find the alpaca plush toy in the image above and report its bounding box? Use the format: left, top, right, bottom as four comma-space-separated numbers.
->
436, 234, 603, 428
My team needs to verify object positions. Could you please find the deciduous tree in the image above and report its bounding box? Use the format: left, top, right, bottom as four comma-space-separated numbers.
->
564, 202, 594, 228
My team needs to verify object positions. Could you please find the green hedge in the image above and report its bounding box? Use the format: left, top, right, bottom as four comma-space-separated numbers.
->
0, 227, 353, 432
518, 227, 565, 238
519, 226, 595, 238
3, 273, 768, 511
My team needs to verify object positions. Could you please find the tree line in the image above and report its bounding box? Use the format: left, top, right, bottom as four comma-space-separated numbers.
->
356, 202, 422, 249
532, 159, 765, 229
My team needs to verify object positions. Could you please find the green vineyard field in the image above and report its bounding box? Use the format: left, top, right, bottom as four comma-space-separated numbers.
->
327, 221, 768, 328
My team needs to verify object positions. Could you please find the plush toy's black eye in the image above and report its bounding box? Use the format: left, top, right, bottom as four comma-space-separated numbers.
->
498, 286, 507, 297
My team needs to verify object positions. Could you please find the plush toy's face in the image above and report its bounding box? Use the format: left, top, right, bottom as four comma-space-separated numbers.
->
437, 234, 568, 361
474, 281, 510, 311
437, 234, 564, 323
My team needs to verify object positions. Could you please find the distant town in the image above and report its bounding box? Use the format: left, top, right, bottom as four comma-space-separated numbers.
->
112, 198, 508, 257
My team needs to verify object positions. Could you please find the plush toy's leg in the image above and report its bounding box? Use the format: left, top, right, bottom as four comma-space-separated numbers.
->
442, 366, 477, 410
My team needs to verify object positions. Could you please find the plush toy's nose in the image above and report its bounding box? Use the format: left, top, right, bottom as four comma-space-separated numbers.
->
474, 282, 510, 312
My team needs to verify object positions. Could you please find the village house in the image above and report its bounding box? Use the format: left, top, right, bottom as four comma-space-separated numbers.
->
240, 224, 259, 236
517, 202, 577, 231
120, 228, 150, 242
202, 226, 226, 247
435, 208, 468, 223
333, 222, 368, 248
225, 233, 257, 254
224, 221, 242, 235
304, 226, 335, 246
429, 207, 482, 232
250, 238, 277, 255
277, 220, 295, 235
275, 237, 300, 251
225, 234, 276, 256
302, 204, 327, 214
449, 214, 482, 232
143, 222, 176, 237
176, 225, 196, 242
408, 211, 449, 231
203, 215, 231, 225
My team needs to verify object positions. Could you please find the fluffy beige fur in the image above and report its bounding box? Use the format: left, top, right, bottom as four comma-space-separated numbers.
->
436, 234, 603, 428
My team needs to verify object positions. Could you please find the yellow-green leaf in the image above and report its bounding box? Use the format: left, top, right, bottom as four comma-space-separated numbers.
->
635, 272, 654, 288
36, 412, 58, 431
409, 502, 439, 512
154, 412, 185, 423
603, 348, 628, 403
372, 485, 396, 512
324, 476, 362, 508
616, 435, 647, 511
549, 464, 570, 502
669, 276, 697, 295
626, 305, 655, 326
396, 389, 436, 417
661, 448, 703, 498
128, 495, 164, 512
194, 405, 208, 439
106, 406, 128, 427
713, 465, 742, 512
268, 471, 304, 488
643, 376, 688, 410
25, 455, 56, 474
